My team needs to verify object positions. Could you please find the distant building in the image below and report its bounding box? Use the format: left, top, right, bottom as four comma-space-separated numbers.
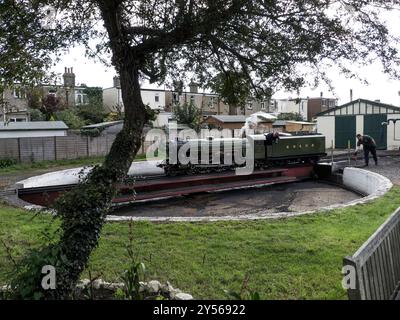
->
271, 96, 337, 121
0, 121, 68, 138
274, 99, 308, 120
1, 86, 29, 122
164, 84, 231, 116
39, 67, 94, 108
307, 96, 337, 120
1, 67, 99, 123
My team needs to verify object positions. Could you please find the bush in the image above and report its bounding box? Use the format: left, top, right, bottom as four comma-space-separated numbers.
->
29, 108, 46, 121
105, 111, 124, 122
55, 109, 86, 129
172, 102, 201, 131
277, 112, 304, 121
75, 104, 107, 125
0, 158, 17, 168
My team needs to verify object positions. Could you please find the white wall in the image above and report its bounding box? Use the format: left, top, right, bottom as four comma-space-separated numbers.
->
343, 167, 392, 197
153, 112, 172, 128
102, 87, 120, 112
103, 88, 166, 112
317, 116, 335, 148
0, 130, 67, 138
275, 99, 308, 120
141, 90, 166, 110
387, 114, 400, 150
299, 100, 308, 120
356, 115, 364, 136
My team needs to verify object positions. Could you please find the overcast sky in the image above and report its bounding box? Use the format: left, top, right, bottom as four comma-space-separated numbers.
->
53, 6, 400, 107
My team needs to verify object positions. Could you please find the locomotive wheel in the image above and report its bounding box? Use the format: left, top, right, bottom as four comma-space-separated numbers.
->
165, 168, 178, 177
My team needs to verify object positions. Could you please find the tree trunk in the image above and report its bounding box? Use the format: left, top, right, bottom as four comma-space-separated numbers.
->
13, 0, 150, 300
48, 66, 146, 299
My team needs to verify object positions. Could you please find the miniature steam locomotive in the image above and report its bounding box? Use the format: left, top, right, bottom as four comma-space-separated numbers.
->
158, 133, 326, 176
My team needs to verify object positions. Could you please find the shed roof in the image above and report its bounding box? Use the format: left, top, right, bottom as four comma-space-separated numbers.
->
205, 115, 247, 123
81, 120, 123, 129
286, 121, 316, 125
316, 98, 400, 117
0, 121, 68, 131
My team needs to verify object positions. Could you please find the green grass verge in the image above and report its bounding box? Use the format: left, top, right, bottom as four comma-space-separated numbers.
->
0, 187, 399, 299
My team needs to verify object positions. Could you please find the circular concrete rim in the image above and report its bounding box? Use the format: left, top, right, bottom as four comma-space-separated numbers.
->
105, 168, 393, 222
18, 168, 392, 223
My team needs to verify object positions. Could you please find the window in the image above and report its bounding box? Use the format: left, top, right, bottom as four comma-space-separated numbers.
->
155, 93, 159, 103
209, 97, 215, 108
75, 89, 87, 105
13, 87, 26, 99
190, 95, 195, 105
173, 93, 179, 104
261, 102, 265, 110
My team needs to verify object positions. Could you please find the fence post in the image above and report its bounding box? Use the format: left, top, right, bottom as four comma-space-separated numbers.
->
17, 138, 21, 163
54, 136, 57, 161
347, 140, 351, 164
87, 135, 90, 157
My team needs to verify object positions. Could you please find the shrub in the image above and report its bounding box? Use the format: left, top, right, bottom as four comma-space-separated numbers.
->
172, 102, 201, 131
55, 109, 86, 129
0, 158, 17, 168
29, 108, 46, 121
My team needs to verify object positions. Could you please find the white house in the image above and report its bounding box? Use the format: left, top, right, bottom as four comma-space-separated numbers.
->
0, 121, 68, 138
103, 86, 166, 112
274, 98, 308, 120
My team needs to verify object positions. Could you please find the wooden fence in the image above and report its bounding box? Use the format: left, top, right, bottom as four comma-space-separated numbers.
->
344, 207, 400, 300
0, 132, 151, 163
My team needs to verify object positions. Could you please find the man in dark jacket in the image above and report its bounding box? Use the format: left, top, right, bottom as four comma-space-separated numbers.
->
265, 131, 280, 145
354, 134, 378, 166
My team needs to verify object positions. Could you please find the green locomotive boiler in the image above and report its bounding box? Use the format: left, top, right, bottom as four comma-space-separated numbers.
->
158, 133, 326, 176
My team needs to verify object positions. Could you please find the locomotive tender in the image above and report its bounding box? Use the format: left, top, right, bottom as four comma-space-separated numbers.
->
158, 133, 326, 176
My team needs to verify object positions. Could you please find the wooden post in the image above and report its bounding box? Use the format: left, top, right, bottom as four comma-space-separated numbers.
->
347, 140, 351, 164
54, 136, 57, 161
343, 256, 362, 300
87, 135, 90, 157
17, 138, 21, 163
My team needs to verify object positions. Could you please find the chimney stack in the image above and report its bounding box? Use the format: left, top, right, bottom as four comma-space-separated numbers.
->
189, 81, 198, 94
63, 67, 75, 87
350, 89, 353, 102
113, 76, 121, 88
173, 80, 184, 95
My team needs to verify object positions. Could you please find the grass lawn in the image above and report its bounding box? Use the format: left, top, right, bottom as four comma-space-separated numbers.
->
0, 187, 399, 299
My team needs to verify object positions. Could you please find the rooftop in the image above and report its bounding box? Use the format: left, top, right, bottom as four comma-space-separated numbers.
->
0, 121, 68, 131
81, 120, 123, 129
206, 115, 247, 123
